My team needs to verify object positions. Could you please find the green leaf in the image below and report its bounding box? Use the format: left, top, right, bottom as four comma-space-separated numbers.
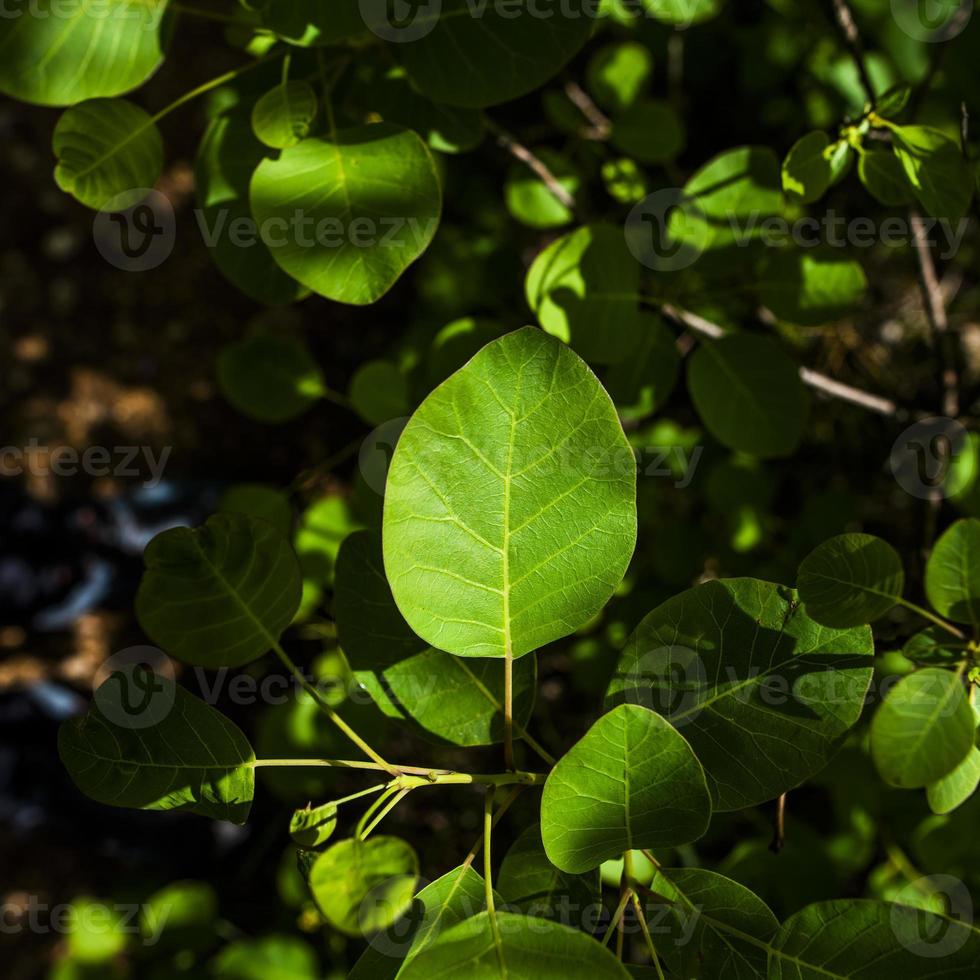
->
540, 704, 711, 874
397, 911, 631, 979
249, 125, 441, 305
781, 131, 832, 203
135, 512, 302, 669
256, 0, 368, 46
643, 0, 723, 26
687, 333, 808, 458
59, 667, 255, 823
217, 334, 325, 423
0, 0, 170, 106
294, 495, 363, 587
383, 328, 637, 659
605, 313, 681, 422
393, 2, 594, 109
251, 81, 317, 149
498, 825, 600, 919
211, 935, 321, 980
928, 746, 980, 814
891, 125, 973, 223
526, 223, 642, 365
647, 867, 778, 979
926, 518, 980, 626
610, 99, 685, 164
504, 149, 578, 229
668, 146, 783, 254
871, 668, 975, 788
586, 41, 653, 113
336, 531, 536, 746
308, 836, 419, 937
349, 360, 410, 427
606, 578, 874, 810
759, 248, 867, 326
796, 533, 905, 627
290, 802, 338, 848
196, 92, 307, 305
348, 865, 495, 978
876, 83, 911, 119
769, 899, 980, 976
903, 626, 971, 667
140, 880, 218, 952
218, 484, 293, 538
52, 99, 163, 211
858, 148, 914, 206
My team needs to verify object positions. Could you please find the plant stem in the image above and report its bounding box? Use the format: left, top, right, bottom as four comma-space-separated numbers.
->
484, 789, 506, 970
328, 783, 390, 807
504, 651, 515, 771
359, 787, 411, 839
252, 758, 547, 786
896, 598, 966, 640
601, 889, 632, 947
270, 641, 397, 773
355, 785, 400, 839
631, 893, 666, 980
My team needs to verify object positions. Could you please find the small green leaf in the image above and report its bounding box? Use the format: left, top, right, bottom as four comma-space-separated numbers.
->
928, 746, 980, 814
759, 247, 867, 326
504, 149, 578, 229
891, 124, 973, 223
251, 80, 317, 149
797, 533, 904, 627
59, 667, 255, 823
397, 911, 631, 979
140, 880, 218, 952
290, 802, 338, 848
249, 125, 441, 305
611, 99, 685, 164
135, 513, 302, 669
858, 148, 914, 205
526, 223, 642, 365
782, 131, 832, 203
586, 41, 653, 113
53, 99, 163, 211
218, 484, 293, 538
827, 139, 854, 186
348, 360, 409, 427
383, 328, 636, 659
605, 314, 681, 422
687, 333, 808, 458
871, 668, 975, 788
644, 0, 723, 25
217, 334, 325, 424
876, 83, 911, 119
308, 836, 419, 937
541, 704, 711, 874
902, 626, 971, 667
498, 825, 600, 918
926, 518, 980, 626
211, 934, 321, 980
606, 578, 874, 810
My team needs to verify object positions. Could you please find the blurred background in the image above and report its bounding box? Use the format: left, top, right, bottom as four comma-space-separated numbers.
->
4, 2, 980, 977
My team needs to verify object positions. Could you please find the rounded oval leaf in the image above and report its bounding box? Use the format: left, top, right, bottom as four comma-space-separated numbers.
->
797, 533, 905, 627
383, 328, 637, 659
871, 668, 975, 788
687, 333, 808, 458
782, 131, 832, 203
53, 99, 163, 211
0, 0, 169, 106
249, 125, 442, 305
309, 836, 419, 937
926, 518, 980, 626
928, 746, 980, 815
859, 148, 914, 206
251, 80, 318, 149
606, 578, 874, 810
135, 512, 302, 669
541, 704, 711, 874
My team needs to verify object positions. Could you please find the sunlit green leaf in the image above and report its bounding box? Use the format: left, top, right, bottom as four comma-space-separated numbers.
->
926, 519, 980, 626
928, 746, 980, 815
891, 125, 973, 223
251, 80, 317, 149
782, 131, 832, 203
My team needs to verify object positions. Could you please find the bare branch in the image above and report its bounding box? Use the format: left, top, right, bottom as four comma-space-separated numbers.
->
487, 121, 576, 211
563, 79, 611, 139
829, 0, 876, 108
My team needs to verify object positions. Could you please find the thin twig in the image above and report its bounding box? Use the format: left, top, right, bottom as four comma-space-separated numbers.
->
829, 0, 876, 108
657, 302, 905, 419
487, 121, 576, 211
563, 79, 611, 139
769, 793, 786, 853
